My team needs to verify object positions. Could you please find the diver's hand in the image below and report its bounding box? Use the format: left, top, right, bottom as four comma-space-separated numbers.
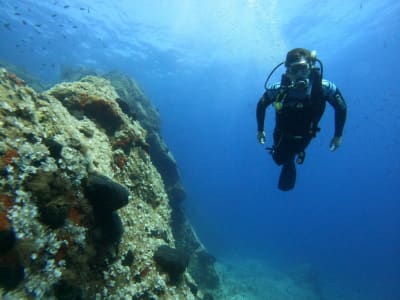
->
257, 131, 266, 144
330, 136, 342, 152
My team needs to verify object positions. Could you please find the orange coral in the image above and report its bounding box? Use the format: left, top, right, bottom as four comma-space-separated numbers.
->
55, 235, 73, 263
0, 195, 13, 231
115, 154, 128, 169
0, 194, 14, 209
140, 267, 150, 278
2, 149, 18, 165
8, 73, 24, 86
68, 207, 81, 225
54, 243, 68, 263
0, 211, 10, 231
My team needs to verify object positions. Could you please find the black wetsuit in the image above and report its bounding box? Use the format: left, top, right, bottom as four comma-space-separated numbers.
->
256, 78, 347, 190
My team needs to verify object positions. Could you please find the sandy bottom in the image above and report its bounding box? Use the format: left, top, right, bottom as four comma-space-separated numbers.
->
215, 258, 323, 300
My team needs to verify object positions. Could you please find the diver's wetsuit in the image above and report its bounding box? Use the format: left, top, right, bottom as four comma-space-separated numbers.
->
256, 79, 347, 190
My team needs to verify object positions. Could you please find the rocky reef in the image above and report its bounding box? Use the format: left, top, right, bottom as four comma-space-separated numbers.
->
0, 60, 49, 92
0, 68, 219, 299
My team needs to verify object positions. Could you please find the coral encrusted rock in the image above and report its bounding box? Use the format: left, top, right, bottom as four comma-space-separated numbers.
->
0, 68, 220, 299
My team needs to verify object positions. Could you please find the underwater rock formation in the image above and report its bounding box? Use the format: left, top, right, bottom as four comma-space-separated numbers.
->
60, 68, 187, 204
0, 60, 48, 92
0, 68, 219, 299
103, 71, 220, 294
59, 65, 100, 83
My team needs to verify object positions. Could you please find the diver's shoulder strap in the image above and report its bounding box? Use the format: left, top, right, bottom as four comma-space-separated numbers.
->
310, 67, 323, 101
272, 74, 290, 112
309, 67, 326, 135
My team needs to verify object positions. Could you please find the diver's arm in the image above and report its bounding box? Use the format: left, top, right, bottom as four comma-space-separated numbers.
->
323, 80, 347, 151
256, 93, 272, 144
329, 88, 347, 137
323, 80, 347, 137
256, 92, 274, 132
256, 95, 268, 132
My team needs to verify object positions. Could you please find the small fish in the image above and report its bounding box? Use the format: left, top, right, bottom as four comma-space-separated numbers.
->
3, 22, 11, 29
52, 13, 57, 17
14, 12, 21, 16
64, 5, 69, 9
35, 24, 41, 27
72, 25, 77, 29
22, 20, 27, 25
79, 7, 85, 10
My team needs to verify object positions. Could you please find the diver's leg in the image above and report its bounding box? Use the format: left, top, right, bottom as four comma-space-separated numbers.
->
272, 128, 289, 165
296, 135, 312, 165
296, 151, 306, 165
278, 155, 296, 191
272, 129, 297, 190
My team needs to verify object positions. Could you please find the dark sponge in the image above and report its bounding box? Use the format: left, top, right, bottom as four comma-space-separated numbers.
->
0, 228, 16, 254
154, 245, 189, 283
84, 174, 129, 214
99, 211, 124, 245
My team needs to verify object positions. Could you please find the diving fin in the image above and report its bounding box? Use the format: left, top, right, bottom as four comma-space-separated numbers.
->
278, 159, 296, 191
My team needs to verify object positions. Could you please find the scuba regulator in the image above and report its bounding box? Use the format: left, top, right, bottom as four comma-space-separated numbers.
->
264, 50, 324, 113
264, 50, 324, 91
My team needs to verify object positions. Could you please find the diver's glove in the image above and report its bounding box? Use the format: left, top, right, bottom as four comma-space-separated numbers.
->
329, 136, 342, 152
257, 131, 266, 144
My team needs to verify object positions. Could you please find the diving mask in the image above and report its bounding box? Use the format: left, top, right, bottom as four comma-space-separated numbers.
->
286, 58, 310, 88
287, 59, 310, 79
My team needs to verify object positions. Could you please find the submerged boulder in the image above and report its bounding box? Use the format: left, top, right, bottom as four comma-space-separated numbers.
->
154, 245, 189, 283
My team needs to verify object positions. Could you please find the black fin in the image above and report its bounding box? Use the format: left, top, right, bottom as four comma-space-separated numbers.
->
278, 159, 296, 191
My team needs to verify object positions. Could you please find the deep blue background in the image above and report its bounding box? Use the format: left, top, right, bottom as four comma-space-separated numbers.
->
1, 1, 399, 299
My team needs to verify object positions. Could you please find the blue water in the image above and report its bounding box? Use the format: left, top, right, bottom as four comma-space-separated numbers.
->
1, 1, 399, 299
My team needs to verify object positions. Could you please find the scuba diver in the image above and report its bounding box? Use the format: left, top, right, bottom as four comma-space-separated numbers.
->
256, 48, 347, 191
